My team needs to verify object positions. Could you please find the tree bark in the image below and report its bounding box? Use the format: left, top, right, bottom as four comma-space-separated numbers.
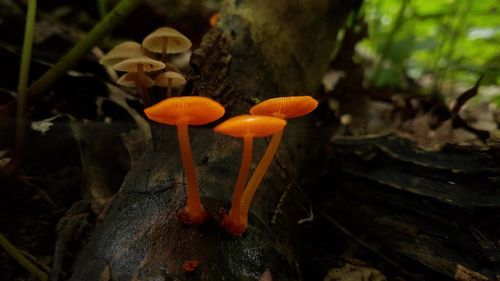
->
323, 133, 500, 280
69, 1, 355, 280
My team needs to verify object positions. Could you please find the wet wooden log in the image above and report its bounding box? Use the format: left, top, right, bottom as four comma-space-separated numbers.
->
69, 1, 356, 280
324, 133, 500, 280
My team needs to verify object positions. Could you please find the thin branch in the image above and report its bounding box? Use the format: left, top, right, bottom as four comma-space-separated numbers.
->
27, 0, 142, 101
15, 0, 37, 159
0, 233, 48, 281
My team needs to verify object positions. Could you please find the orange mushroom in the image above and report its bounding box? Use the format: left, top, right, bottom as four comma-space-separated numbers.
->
214, 115, 286, 235
144, 96, 225, 224
182, 260, 199, 272
240, 96, 318, 228
209, 12, 219, 27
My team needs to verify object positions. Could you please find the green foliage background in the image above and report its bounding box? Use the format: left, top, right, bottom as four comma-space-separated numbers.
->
359, 0, 499, 101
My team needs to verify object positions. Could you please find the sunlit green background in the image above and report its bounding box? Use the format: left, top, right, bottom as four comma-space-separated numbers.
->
358, 0, 499, 103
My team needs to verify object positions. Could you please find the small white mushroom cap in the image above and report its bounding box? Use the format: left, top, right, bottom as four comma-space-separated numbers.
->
142, 27, 192, 54
99, 41, 144, 66
155, 71, 186, 88
117, 73, 155, 88
113, 56, 165, 72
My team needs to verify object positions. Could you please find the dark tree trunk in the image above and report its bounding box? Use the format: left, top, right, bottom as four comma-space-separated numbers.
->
69, 1, 356, 280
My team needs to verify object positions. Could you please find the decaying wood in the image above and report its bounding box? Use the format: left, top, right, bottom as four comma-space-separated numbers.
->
324, 133, 500, 281
69, 1, 354, 280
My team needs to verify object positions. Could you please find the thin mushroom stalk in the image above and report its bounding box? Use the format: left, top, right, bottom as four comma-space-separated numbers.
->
228, 135, 253, 226
161, 37, 169, 61
113, 56, 165, 105
135, 64, 150, 104
176, 123, 205, 218
116, 72, 155, 104
238, 96, 318, 230
240, 129, 283, 227
214, 115, 286, 235
155, 71, 186, 99
143, 27, 191, 62
144, 96, 225, 224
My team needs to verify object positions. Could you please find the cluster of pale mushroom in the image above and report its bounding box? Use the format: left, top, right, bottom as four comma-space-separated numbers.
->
144, 95, 318, 235
100, 27, 191, 105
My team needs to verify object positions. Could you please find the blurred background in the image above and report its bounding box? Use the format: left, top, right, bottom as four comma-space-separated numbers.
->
359, 0, 498, 102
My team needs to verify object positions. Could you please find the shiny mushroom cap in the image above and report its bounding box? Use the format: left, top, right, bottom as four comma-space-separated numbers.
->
99, 41, 144, 66
113, 56, 165, 73
117, 73, 155, 88
214, 115, 286, 138
144, 96, 225, 126
155, 71, 186, 88
142, 27, 192, 54
250, 96, 318, 119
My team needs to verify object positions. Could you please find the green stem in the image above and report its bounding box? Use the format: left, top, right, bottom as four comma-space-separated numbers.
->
0, 234, 48, 281
97, 0, 108, 20
27, 0, 142, 101
16, 0, 37, 156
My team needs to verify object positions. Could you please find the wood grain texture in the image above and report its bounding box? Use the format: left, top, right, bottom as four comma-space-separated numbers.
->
325, 133, 500, 280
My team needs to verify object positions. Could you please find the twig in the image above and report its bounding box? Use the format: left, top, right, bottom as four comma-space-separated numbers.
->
0, 233, 48, 281
15, 0, 37, 163
27, 0, 142, 101
97, 0, 108, 20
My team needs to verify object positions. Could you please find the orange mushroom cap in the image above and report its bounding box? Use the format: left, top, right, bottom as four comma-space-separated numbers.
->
214, 115, 286, 138
209, 12, 219, 27
250, 96, 318, 119
144, 96, 225, 126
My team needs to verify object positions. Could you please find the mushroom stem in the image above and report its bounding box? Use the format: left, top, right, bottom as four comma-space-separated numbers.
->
229, 135, 253, 226
135, 64, 150, 105
161, 37, 169, 61
167, 78, 172, 98
176, 123, 204, 219
240, 129, 284, 226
